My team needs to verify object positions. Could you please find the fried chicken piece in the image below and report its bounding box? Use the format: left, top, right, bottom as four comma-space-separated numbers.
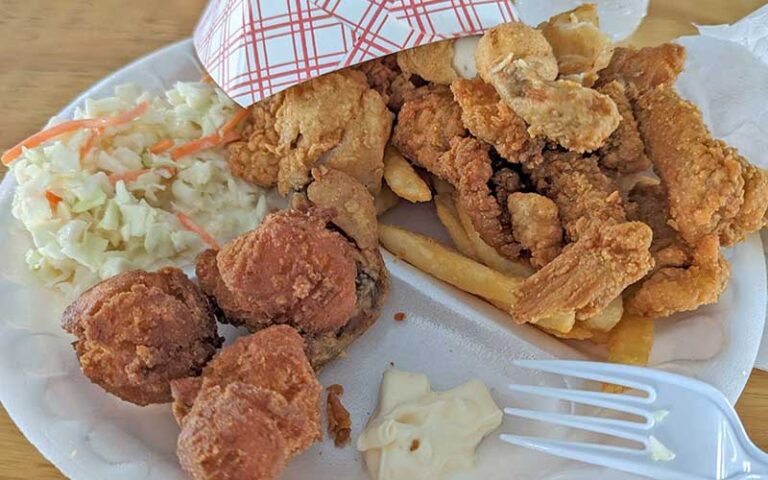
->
196, 208, 388, 368
356, 54, 416, 111
61, 268, 220, 406
451, 78, 543, 165
538, 4, 614, 87
277, 70, 392, 194
626, 235, 729, 318
531, 150, 626, 241
507, 192, 563, 268
510, 222, 654, 323
476, 23, 620, 153
450, 137, 523, 259
397, 40, 458, 85
596, 81, 650, 174
177, 382, 298, 480
392, 84, 467, 182
307, 166, 378, 250
634, 86, 756, 246
227, 93, 283, 188
596, 44, 686, 96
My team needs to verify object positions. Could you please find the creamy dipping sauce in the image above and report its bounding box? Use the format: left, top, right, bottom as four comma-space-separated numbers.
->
357, 369, 503, 480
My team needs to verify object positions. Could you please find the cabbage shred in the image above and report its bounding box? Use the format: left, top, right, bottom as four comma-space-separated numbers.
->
10, 82, 270, 295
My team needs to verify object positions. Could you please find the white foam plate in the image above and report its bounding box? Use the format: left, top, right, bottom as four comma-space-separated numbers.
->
0, 39, 765, 480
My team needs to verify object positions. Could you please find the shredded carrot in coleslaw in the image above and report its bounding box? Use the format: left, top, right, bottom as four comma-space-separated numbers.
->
148, 138, 175, 154
169, 130, 240, 161
2, 102, 150, 166
176, 212, 220, 250
45, 190, 62, 213
108, 167, 176, 186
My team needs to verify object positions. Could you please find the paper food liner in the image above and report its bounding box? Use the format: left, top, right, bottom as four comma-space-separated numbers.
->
193, 0, 520, 106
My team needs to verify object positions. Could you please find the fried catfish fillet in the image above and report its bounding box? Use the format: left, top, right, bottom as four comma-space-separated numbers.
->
596, 43, 686, 96
596, 80, 650, 174
510, 222, 654, 323
635, 86, 767, 246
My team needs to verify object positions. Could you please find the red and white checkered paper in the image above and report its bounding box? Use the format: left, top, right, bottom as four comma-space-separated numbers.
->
194, 0, 518, 106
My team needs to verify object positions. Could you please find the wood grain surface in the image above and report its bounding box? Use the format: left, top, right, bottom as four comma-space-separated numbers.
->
0, 0, 767, 478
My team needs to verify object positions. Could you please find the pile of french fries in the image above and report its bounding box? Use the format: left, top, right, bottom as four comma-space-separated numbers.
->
374, 148, 654, 372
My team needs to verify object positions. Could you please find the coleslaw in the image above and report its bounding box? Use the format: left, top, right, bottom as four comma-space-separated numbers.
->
7, 81, 270, 295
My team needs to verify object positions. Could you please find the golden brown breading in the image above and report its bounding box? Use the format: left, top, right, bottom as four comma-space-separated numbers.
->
227, 93, 284, 188
307, 166, 378, 250
596, 43, 686, 96
451, 137, 523, 259
476, 23, 620, 153
531, 150, 626, 241
507, 192, 563, 268
356, 54, 416, 111
538, 4, 614, 87
476, 22, 558, 82
634, 86, 748, 246
171, 325, 322, 456
397, 40, 458, 85
720, 159, 768, 245
627, 179, 686, 257
597, 81, 650, 174
177, 382, 296, 480
392, 84, 467, 181
277, 70, 392, 194
205, 209, 359, 334
625, 235, 729, 318
451, 78, 543, 165
510, 222, 654, 323
61, 268, 221, 406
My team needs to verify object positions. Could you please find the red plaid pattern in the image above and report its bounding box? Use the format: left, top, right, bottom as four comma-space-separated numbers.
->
193, 0, 517, 106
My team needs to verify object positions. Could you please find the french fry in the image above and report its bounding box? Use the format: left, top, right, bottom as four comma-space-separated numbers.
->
430, 175, 454, 195
379, 224, 574, 328
374, 186, 400, 216
434, 193, 478, 259
537, 324, 593, 339
579, 295, 624, 332
383, 146, 432, 203
603, 312, 655, 393
454, 199, 534, 278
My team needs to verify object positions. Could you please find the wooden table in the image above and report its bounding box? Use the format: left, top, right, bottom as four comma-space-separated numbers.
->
0, 0, 767, 477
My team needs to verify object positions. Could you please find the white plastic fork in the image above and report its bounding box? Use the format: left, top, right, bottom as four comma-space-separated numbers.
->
502, 359, 768, 480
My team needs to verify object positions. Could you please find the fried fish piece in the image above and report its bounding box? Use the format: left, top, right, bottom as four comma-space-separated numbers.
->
451, 78, 543, 165
596, 43, 686, 96
476, 22, 620, 153
510, 222, 654, 323
538, 4, 614, 87
625, 235, 729, 318
596, 81, 650, 174
507, 192, 563, 268
531, 150, 626, 241
634, 86, 760, 246
397, 40, 458, 85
